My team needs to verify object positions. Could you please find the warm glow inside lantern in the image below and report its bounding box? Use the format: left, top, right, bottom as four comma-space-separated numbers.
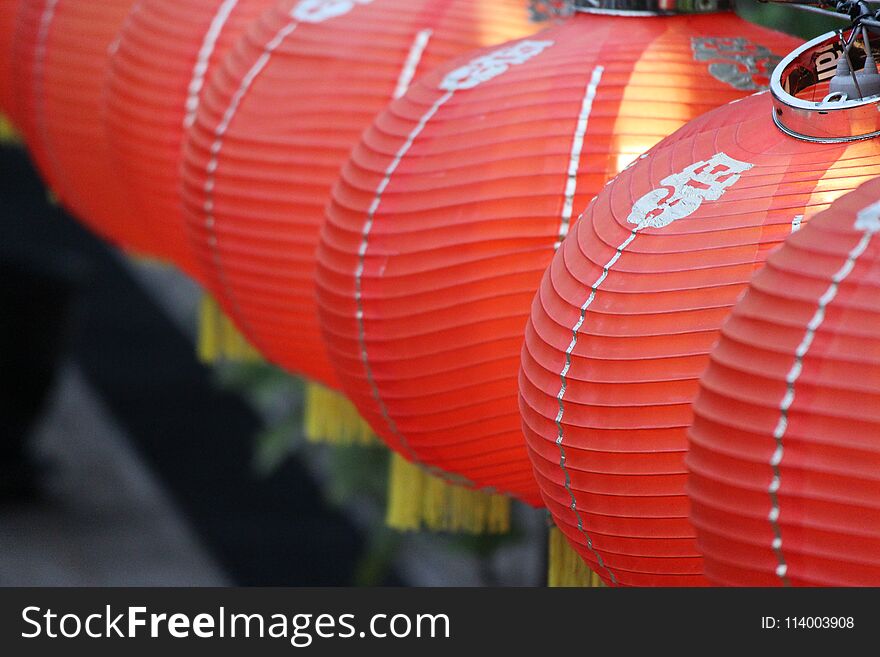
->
104, 0, 274, 278
182, 0, 543, 390
687, 175, 880, 587
12, 0, 139, 248
519, 26, 880, 585
316, 1, 802, 518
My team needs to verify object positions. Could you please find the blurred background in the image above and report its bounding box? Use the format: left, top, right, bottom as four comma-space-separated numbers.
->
0, 3, 841, 587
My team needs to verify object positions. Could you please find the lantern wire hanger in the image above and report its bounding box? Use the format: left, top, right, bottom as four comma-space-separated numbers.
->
760, 0, 880, 141
766, 0, 880, 101
780, 2, 880, 89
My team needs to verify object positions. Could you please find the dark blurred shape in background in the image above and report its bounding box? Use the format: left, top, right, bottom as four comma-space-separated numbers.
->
0, 142, 371, 586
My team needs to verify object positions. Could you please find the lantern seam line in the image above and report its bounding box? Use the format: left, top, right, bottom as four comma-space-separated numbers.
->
554, 227, 641, 586
185, 0, 241, 129
766, 227, 874, 587
354, 89, 455, 467
352, 38, 556, 489
201, 19, 301, 354
551, 151, 753, 583
557, 65, 604, 249
33, 0, 62, 200
393, 28, 433, 100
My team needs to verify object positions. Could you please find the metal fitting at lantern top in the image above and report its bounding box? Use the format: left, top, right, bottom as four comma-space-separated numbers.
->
771, 26, 880, 142
529, 0, 731, 18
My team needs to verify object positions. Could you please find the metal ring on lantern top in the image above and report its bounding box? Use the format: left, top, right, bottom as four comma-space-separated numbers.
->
772, 28, 880, 143
531, 0, 730, 17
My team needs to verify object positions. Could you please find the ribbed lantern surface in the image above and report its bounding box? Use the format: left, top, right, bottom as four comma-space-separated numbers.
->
316, 12, 800, 506
182, 0, 542, 386
105, 0, 273, 276
519, 85, 880, 585
12, 0, 139, 248
688, 176, 880, 586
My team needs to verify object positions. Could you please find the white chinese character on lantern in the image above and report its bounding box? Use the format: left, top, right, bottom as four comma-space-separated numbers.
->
528, 0, 573, 21
626, 153, 753, 230
856, 200, 880, 233
440, 40, 554, 91
292, 0, 373, 23
692, 37, 782, 91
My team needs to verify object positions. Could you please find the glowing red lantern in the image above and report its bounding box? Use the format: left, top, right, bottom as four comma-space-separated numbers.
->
11, 0, 140, 248
182, 0, 542, 388
316, 3, 800, 510
687, 176, 880, 587
519, 27, 880, 585
104, 0, 273, 278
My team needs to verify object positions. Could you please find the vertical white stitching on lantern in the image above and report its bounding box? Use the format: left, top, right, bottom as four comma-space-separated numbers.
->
556, 65, 604, 249
185, 0, 241, 129
553, 152, 754, 585
767, 227, 875, 586
33, 0, 61, 186
554, 227, 639, 586
201, 19, 300, 347
200, 0, 377, 341
108, 0, 144, 60
393, 28, 433, 100
354, 39, 555, 464
354, 90, 454, 462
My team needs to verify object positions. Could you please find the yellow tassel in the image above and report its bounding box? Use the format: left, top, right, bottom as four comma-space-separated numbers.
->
386, 452, 511, 535
197, 295, 262, 364
547, 526, 604, 587
0, 114, 20, 145
303, 382, 378, 446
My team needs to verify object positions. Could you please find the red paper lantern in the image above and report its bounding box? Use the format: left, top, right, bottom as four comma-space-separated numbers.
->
182, 0, 542, 388
104, 0, 273, 277
316, 4, 800, 507
687, 176, 880, 587
11, 0, 140, 249
0, 0, 22, 116
519, 28, 880, 585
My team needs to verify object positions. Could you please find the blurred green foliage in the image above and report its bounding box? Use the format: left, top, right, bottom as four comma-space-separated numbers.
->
738, 0, 849, 39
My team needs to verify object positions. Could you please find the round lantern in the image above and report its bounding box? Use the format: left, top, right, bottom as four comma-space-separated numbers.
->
181, 0, 542, 391
687, 176, 880, 587
11, 0, 140, 249
519, 26, 880, 585
104, 0, 274, 278
316, 1, 801, 511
